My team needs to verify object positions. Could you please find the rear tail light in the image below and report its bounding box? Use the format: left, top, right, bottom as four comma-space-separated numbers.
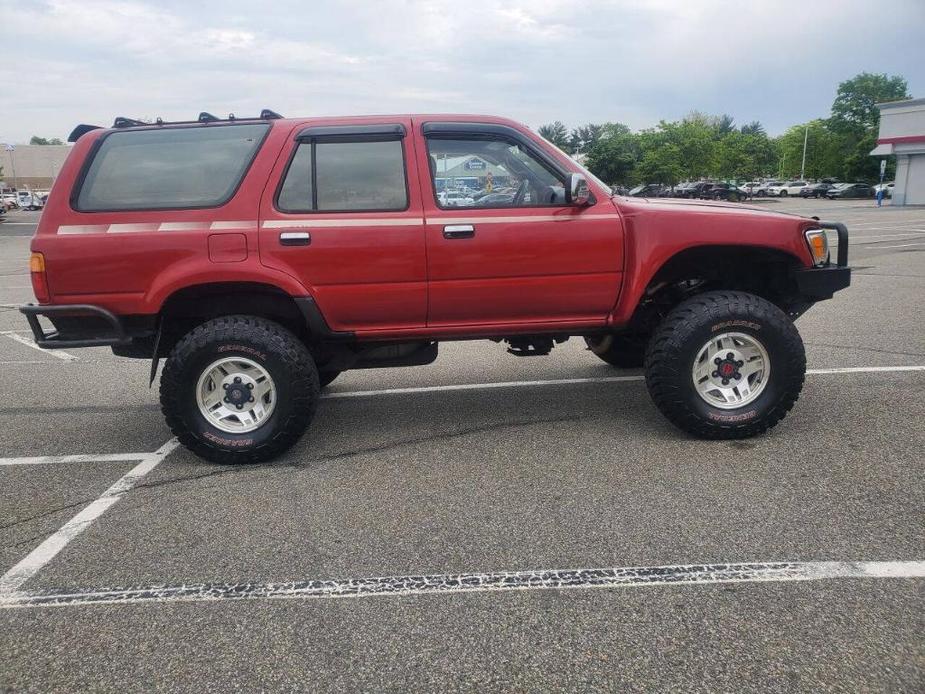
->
29, 252, 50, 303
804, 230, 830, 267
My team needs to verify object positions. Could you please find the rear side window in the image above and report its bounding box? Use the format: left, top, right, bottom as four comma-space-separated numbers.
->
75, 124, 269, 211
277, 139, 408, 212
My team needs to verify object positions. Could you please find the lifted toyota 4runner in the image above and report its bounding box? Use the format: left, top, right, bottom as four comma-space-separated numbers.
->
22, 110, 850, 463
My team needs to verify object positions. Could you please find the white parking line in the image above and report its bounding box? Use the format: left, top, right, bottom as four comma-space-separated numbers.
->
0, 452, 150, 467
0, 438, 179, 596
853, 233, 925, 241
850, 219, 925, 228
324, 365, 925, 399
1, 559, 922, 609
873, 243, 925, 249
1, 332, 77, 362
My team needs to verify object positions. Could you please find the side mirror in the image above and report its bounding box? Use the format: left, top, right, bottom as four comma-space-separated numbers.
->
565, 173, 591, 206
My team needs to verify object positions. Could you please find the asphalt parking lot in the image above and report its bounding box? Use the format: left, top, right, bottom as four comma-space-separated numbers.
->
0, 198, 923, 692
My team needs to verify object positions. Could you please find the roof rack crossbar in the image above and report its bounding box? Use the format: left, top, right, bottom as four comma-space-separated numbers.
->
112, 117, 147, 128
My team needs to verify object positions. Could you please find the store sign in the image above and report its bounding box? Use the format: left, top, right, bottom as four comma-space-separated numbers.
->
465, 158, 486, 170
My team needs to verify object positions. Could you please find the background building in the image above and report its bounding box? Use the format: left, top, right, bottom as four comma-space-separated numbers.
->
871, 98, 925, 206
0, 145, 71, 191
432, 155, 513, 192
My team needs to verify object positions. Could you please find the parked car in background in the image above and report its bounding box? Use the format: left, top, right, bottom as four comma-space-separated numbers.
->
700, 182, 745, 202
826, 183, 874, 199
628, 183, 670, 198
476, 192, 516, 206
437, 191, 474, 207
16, 191, 45, 210
767, 181, 809, 197
1, 193, 17, 211
873, 182, 894, 198
800, 182, 836, 198
675, 181, 714, 199
739, 181, 766, 197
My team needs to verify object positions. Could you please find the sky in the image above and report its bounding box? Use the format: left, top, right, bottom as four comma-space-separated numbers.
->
2, 0, 924, 144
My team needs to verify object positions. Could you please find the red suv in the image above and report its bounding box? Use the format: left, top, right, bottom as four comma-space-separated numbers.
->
22, 110, 850, 463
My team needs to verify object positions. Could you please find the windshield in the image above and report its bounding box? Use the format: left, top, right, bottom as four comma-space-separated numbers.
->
536, 134, 612, 194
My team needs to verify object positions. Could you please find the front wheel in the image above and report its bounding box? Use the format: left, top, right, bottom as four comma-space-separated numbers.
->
779, 190, 788, 197
160, 315, 319, 463
644, 291, 805, 439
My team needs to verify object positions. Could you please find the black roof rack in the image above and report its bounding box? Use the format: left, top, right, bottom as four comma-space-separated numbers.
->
69, 109, 284, 142
109, 109, 284, 129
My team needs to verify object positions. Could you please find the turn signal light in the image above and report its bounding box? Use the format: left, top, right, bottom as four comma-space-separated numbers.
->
29, 252, 50, 304
805, 230, 829, 267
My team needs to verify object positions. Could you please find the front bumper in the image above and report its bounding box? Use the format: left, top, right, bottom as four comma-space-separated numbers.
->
20, 304, 131, 349
793, 266, 851, 300
792, 219, 851, 301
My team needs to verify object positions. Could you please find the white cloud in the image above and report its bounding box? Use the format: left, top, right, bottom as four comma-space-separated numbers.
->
2, 0, 923, 142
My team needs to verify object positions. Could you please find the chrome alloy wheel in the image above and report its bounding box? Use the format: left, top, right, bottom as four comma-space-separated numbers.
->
691, 332, 770, 409
196, 357, 276, 434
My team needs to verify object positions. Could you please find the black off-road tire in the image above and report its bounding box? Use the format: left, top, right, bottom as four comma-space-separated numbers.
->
160, 315, 319, 464
644, 291, 805, 439
585, 334, 647, 368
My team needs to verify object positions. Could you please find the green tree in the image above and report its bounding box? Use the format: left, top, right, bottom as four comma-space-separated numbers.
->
537, 122, 570, 150
585, 123, 638, 184
568, 123, 604, 155
29, 136, 64, 145
776, 120, 842, 180
714, 114, 736, 135
830, 72, 909, 133
660, 118, 715, 179
740, 121, 766, 137
829, 72, 909, 182
635, 143, 684, 185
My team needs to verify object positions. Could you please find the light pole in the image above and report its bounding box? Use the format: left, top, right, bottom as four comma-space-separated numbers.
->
799, 125, 808, 180
3, 143, 17, 189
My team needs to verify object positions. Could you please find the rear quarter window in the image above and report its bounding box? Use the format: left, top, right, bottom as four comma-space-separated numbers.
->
74, 124, 269, 211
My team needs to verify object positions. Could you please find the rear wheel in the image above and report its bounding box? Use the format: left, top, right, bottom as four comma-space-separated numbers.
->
160, 315, 319, 463
585, 334, 647, 368
644, 291, 805, 439
779, 190, 788, 197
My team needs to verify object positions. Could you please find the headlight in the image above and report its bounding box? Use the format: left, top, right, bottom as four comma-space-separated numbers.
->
805, 229, 830, 267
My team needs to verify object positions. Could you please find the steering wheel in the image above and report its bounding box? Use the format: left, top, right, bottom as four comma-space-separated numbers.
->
512, 179, 530, 206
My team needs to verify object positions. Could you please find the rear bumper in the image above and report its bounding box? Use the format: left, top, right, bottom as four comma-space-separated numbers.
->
20, 304, 132, 349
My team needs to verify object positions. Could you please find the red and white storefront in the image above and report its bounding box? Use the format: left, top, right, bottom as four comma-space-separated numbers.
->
872, 97, 925, 206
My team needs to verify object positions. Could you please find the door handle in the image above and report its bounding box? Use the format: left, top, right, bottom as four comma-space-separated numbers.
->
443, 224, 475, 239
279, 231, 311, 246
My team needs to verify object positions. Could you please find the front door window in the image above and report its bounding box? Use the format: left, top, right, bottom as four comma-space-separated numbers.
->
426, 137, 566, 209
